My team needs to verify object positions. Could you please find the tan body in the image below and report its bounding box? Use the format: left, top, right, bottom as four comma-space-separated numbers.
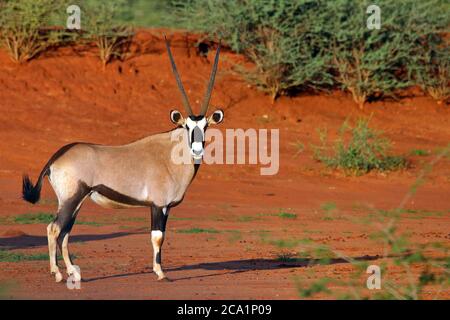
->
49, 128, 195, 209
28, 128, 196, 283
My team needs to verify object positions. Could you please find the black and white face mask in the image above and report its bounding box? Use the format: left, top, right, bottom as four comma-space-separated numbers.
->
185, 116, 208, 163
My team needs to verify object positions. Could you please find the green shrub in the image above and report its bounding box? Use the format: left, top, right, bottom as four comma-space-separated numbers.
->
326, 0, 449, 108
176, 0, 333, 102
119, 0, 179, 28
326, 0, 425, 108
176, 0, 449, 106
83, 0, 134, 67
405, 1, 450, 104
313, 118, 406, 174
0, 0, 65, 63
411, 44, 449, 105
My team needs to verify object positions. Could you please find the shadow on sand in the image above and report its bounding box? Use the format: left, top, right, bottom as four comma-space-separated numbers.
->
0, 232, 382, 283
0, 231, 146, 250
83, 255, 381, 283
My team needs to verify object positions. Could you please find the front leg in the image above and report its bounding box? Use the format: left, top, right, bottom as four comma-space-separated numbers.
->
150, 205, 170, 281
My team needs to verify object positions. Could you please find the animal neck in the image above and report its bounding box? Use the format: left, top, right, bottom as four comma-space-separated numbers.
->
170, 127, 202, 169
172, 127, 201, 182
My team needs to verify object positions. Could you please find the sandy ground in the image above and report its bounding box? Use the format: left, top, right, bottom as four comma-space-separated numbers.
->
0, 31, 449, 299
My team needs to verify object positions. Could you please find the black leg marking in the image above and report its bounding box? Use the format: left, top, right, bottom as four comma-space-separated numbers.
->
193, 163, 200, 178
56, 182, 90, 235
151, 204, 169, 232
150, 205, 170, 280
55, 182, 90, 259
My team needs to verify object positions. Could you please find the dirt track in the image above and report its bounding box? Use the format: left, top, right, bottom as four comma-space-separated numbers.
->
0, 31, 449, 299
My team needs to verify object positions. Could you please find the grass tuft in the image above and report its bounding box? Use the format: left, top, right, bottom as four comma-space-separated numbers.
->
409, 149, 430, 157
237, 216, 259, 222
14, 212, 53, 224
12, 213, 103, 226
278, 211, 297, 219
313, 118, 407, 175
0, 250, 48, 262
0, 250, 77, 263
176, 228, 220, 234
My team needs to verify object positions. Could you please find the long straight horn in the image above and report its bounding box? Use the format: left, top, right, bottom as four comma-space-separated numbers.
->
199, 41, 221, 116
165, 36, 193, 116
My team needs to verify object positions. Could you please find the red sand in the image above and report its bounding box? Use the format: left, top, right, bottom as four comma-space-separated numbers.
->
0, 31, 449, 299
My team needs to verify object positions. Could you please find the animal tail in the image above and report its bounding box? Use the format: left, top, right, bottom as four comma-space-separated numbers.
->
22, 166, 50, 204
21, 142, 81, 204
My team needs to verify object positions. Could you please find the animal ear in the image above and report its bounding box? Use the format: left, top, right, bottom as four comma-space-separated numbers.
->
207, 109, 224, 125
170, 110, 184, 126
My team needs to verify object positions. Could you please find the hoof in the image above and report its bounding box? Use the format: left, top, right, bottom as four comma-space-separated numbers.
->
158, 276, 172, 282
53, 271, 63, 283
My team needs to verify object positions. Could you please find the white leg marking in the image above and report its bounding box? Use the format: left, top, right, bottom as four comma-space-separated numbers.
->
61, 233, 81, 281
47, 222, 63, 282
151, 230, 166, 280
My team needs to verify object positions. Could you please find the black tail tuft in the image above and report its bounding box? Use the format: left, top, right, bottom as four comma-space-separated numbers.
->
22, 175, 41, 204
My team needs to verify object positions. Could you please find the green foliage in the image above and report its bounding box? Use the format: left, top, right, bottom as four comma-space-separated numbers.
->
278, 211, 297, 219
329, 0, 449, 107
176, 227, 219, 234
118, 0, 180, 28
0, 250, 77, 262
83, 0, 134, 67
0, 0, 447, 100
409, 149, 430, 157
237, 215, 258, 222
76, 220, 105, 227
176, 0, 449, 106
176, 0, 333, 102
297, 278, 332, 298
276, 253, 301, 263
321, 202, 338, 220
411, 44, 450, 104
0, 0, 66, 63
290, 140, 305, 158
14, 212, 54, 224
227, 230, 242, 243
0, 280, 14, 298
292, 155, 449, 299
313, 118, 406, 174
403, 1, 450, 104
326, 1, 421, 108
291, 215, 449, 299
0, 250, 48, 262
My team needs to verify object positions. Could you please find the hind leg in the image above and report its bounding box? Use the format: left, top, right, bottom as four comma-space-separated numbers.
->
48, 200, 85, 282
47, 221, 63, 282
57, 206, 83, 282
48, 175, 89, 283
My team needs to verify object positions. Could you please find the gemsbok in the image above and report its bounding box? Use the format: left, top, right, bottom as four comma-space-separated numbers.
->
22, 37, 224, 283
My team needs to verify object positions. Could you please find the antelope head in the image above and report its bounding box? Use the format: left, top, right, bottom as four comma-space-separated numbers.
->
165, 37, 224, 161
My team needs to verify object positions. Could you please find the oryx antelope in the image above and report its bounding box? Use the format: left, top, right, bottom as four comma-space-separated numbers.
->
21, 38, 224, 283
